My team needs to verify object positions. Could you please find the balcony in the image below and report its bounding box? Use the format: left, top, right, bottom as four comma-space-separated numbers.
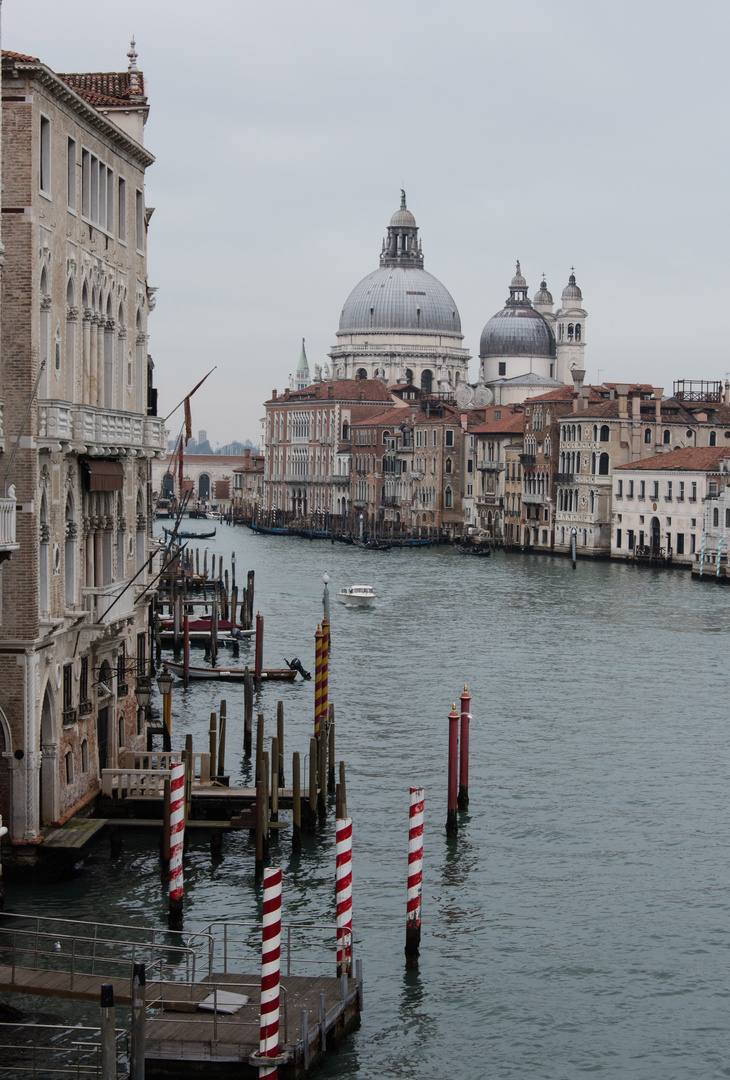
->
381, 495, 400, 507
522, 492, 545, 505
476, 460, 504, 472
82, 580, 135, 626
0, 496, 18, 563
37, 401, 167, 455
554, 473, 574, 484
520, 453, 536, 467
477, 494, 503, 507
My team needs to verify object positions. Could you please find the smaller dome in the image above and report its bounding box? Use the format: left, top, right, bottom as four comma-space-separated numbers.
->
511, 260, 527, 289
562, 272, 582, 302
390, 189, 416, 228
533, 279, 553, 306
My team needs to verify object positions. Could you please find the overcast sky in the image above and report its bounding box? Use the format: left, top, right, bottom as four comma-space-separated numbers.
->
5, 0, 729, 445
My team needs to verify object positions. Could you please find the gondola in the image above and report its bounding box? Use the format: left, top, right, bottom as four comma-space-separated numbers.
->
455, 543, 491, 557
163, 527, 217, 540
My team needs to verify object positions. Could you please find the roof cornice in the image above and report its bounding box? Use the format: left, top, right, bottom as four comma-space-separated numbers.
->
5, 58, 155, 168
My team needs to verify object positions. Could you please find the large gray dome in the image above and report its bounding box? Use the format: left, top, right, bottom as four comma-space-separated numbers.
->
480, 306, 556, 359
339, 267, 462, 335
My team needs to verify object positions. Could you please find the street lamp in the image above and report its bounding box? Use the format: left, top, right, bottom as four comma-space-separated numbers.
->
156, 664, 173, 751
134, 677, 152, 710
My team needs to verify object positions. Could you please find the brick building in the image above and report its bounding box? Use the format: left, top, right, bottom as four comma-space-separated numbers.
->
0, 46, 164, 842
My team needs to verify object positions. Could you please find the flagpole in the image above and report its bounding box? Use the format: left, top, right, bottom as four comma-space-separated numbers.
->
163, 366, 217, 424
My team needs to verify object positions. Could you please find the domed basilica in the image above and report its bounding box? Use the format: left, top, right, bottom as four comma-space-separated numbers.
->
328, 193, 471, 394
325, 194, 587, 406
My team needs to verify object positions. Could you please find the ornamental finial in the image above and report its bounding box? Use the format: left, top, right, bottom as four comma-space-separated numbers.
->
127, 37, 138, 71
400, 189, 407, 208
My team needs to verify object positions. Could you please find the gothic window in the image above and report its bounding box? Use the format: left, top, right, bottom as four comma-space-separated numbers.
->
445, 458, 452, 474
445, 486, 453, 508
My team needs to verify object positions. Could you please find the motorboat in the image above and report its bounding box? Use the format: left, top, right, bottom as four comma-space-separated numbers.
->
336, 584, 376, 606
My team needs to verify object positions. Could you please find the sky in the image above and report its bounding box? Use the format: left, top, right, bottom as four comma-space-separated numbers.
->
4, 0, 729, 446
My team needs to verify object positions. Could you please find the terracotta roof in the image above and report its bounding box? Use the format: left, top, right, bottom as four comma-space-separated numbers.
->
471, 413, 525, 435
57, 70, 146, 107
268, 379, 393, 405
3, 50, 40, 63
351, 407, 410, 427
615, 447, 730, 472
351, 402, 462, 428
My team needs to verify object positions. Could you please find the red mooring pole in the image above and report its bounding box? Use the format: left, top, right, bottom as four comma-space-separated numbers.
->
458, 685, 470, 809
446, 704, 459, 837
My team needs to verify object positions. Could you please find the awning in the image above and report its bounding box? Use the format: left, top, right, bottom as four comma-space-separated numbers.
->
81, 459, 124, 492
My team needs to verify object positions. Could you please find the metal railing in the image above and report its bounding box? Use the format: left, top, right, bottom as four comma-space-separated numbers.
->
0, 1022, 126, 1078
187, 919, 346, 980
0, 913, 205, 987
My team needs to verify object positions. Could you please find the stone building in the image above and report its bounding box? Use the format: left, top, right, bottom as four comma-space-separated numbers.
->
611, 447, 730, 565
350, 398, 473, 536
262, 378, 394, 525
152, 453, 246, 510
329, 193, 471, 394
232, 448, 264, 517
471, 407, 524, 541
0, 46, 164, 843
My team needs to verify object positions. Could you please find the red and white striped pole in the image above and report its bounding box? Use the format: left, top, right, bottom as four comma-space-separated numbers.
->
405, 787, 424, 968
258, 866, 282, 1079
336, 816, 353, 976
168, 761, 185, 930
458, 685, 471, 809
446, 704, 459, 837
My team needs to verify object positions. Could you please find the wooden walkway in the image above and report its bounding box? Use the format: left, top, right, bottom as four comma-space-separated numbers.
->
145, 971, 361, 1078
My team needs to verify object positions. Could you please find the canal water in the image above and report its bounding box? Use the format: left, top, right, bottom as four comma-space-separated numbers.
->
9, 526, 730, 1078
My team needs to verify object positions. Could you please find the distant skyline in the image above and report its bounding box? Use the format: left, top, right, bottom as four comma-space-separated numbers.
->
4, 0, 730, 443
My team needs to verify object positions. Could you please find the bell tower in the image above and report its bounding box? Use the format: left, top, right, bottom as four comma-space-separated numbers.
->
555, 270, 587, 385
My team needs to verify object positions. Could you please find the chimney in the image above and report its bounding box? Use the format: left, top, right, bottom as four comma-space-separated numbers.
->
653, 387, 663, 422
631, 394, 641, 419
272, 389, 277, 401
571, 367, 586, 413
616, 383, 630, 419
725, 380, 730, 406
461, 412, 468, 431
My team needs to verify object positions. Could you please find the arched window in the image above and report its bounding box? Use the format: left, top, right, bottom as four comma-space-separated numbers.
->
590, 491, 595, 513
600, 425, 609, 443
40, 492, 50, 614
591, 452, 596, 474
709, 431, 717, 446
406, 369, 414, 385
567, 323, 574, 340
103, 294, 114, 409
444, 486, 452, 508
644, 428, 652, 444
713, 507, 719, 527
445, 457, 452, 474
65, 278, 77, 400
663, 429, 671, 445
342, 422, 350, 440
420, 369, 433, 394
575, 323, 581, 341
598, 453, 609, 475
356, 368, 367, 381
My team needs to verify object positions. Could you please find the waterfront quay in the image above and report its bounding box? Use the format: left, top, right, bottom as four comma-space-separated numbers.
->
1, 527, 728, 1079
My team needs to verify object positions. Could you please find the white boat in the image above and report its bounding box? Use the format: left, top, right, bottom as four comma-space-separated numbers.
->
336, 584, 376, 607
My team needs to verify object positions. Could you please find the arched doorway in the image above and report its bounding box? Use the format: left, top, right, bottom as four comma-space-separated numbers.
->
650, 516, 661, 554
199, 474, 211, 501
40, 685, 56, 827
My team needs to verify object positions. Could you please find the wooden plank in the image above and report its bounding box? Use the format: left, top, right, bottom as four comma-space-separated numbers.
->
42, 818, 107, 849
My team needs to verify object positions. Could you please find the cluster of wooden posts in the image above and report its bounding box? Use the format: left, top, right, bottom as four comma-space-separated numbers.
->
156, 546, 255, 669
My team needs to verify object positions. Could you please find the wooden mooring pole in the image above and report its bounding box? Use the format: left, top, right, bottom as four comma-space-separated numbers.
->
292, 752, 302, 854
100, 984, 116, 1080
446, 704, 459, 837
243, 667, 253, 755
130, 963, 146, 1080
218, 699, 227, 779
277, 701, 285, 787
458, 685, 470, 809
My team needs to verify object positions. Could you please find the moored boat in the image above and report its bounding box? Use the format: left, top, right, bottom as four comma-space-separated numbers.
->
164, 527, 217, 540
165, 661, 297, 682
336, 584, 376, 606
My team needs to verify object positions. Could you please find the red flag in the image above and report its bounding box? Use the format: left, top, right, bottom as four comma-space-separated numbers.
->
184, 396, 192, 446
